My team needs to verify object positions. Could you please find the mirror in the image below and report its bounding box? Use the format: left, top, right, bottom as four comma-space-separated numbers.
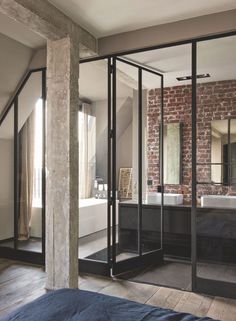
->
211, 119, 236, 185
163, 123, 182, 184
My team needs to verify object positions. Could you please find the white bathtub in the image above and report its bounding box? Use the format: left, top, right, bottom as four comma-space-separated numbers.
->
201, 195, 236, 209
147, 192, 183, 205
79, 198, 119, 238
30, 198, 119, 239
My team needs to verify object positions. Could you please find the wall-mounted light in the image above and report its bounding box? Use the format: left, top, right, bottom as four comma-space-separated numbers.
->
176, 73, 210, 81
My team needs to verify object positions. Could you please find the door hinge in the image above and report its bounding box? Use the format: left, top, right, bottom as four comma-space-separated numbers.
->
110, 64, 114, 74
109, 129, 114, 139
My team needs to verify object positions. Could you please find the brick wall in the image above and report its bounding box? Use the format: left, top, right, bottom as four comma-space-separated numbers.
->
147, 80, 236, 204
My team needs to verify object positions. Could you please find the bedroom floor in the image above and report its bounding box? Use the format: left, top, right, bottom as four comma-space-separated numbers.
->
120, 259, 236, 291
0, 258, 236, 321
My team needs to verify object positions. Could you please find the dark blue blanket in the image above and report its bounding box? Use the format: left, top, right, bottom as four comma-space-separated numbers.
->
0, 289, 218, 321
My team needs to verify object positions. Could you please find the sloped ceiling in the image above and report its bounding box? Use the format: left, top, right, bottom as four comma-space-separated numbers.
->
0, 12, 46, 49
0, 32, 34, 115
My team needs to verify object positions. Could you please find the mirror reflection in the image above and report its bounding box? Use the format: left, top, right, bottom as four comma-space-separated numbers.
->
211, 119, 236, 185
163, 123, 182, 184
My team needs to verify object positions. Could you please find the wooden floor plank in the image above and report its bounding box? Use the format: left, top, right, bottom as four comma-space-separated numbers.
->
174, 292, 213, 317
0, 258, 236, 321
207, 297, 236, 321
99, 279, 159, 303
146, 287, 184, 310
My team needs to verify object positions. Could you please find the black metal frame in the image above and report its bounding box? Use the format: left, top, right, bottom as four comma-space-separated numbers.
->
192, 36, 236, 299
191, 41, 197, 291
108, 57, 164, 275
0, 30, 235, 298
79, 30, 236, 298
80, 31, 236, 65
0, 68, 46, 264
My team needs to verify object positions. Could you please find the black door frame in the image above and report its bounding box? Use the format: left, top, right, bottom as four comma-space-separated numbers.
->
110, 57, 164, 275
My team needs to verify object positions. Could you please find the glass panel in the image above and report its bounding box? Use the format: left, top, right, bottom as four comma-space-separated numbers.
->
115, 59, 139, 262
0, 107, 14, 249
121, 44, 191, 289
230, 119, 236, 185
142, 69, 162, 254
78, 59, 108, 262
17, 71, 43, 253
164, 123, 181, 185
197, 164, 226, 184
196, 35, 236, 285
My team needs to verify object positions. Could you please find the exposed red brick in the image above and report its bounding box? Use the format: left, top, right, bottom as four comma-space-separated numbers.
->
147, 80, 236, 204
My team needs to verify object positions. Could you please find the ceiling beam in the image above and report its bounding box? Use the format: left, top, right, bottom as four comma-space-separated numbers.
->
98, 10, 236, 56
0, 0, 97, 54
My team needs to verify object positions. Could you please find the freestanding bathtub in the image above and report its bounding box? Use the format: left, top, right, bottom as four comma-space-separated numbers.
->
201, 195, 236, 209
30, 198, 119, 238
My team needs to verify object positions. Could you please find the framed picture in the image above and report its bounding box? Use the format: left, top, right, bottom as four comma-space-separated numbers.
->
118, 168, 133, 199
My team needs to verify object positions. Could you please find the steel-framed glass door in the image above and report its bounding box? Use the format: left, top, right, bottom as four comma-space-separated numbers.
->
109, 57, 164, 275
192, 35, 236, 299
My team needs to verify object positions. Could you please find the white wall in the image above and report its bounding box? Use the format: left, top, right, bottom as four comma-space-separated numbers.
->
92, 97, 133, 186
0, 139, 14, 240
132, 89, 148, 199
117, 123, 133, 181
0, 32, 33, 115
98, 10, 236, 56
29, 47, 46, 69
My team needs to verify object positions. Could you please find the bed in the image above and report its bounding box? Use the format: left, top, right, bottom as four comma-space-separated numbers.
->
0, 289, 218, 321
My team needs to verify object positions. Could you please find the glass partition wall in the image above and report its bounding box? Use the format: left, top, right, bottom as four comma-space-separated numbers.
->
194, 35, 236, 298
78, 33, 236, 298
1, 33, 235, 299
78, 59, 110, 275
0, 68, 46, 263
116, 44, 192, 289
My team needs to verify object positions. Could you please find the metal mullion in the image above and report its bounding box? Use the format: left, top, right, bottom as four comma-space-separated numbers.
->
14, 98, 19, 250
160, 75, 164, 250
112, 57, 117, 264
117, 57, 163, 77
138, 68, 143, 256
107, 58, 112, 265
191, 41, 197, 291
228, 119, 231, 186
42, 69, 46, 258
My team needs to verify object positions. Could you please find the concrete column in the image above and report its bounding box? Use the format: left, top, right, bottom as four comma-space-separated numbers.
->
46, 36, 79, 290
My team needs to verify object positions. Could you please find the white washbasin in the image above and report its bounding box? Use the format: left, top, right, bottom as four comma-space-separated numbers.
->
147, 192, 183, 205
201, 195, 236, 209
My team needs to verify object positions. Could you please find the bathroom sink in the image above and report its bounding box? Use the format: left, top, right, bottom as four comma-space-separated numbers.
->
147, 192, 183, 205
201, 195, 236, 209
